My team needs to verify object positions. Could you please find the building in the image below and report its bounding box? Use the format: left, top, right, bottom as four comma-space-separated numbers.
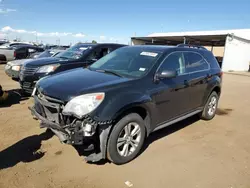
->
131, 29, 250, 72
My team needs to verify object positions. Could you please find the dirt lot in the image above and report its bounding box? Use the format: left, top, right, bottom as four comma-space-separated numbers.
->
0, 65, 250, 188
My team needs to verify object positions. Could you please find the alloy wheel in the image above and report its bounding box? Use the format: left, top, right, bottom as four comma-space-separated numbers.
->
116, 122, 142, 157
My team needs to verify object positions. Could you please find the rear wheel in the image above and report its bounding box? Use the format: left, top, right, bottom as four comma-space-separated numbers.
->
201, 91, 219, 120
107, 113, 146, 165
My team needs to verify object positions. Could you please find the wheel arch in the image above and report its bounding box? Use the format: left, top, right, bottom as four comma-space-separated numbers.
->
0, 54, 7, 63
112, 105, 151, 137
202, 85, 221, 107
211, 85, 221, 96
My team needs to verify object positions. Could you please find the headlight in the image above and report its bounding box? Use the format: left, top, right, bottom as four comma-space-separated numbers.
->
62, 93, 105, 119
37, 64, 60, 73
12, 65, 21, 71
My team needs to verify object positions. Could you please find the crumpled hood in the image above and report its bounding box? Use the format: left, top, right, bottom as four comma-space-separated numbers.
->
37, 68, 132, 101
24, 57, 70, 67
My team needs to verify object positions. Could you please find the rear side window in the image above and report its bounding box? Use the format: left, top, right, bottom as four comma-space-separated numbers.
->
185, 52, 209, 72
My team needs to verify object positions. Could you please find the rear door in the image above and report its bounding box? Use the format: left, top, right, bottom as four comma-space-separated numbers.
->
184, 51, 210, 109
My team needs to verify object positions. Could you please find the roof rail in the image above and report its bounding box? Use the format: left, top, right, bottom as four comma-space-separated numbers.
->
177, 44, 208, 50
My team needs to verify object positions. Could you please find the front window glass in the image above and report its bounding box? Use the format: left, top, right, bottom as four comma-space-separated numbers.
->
56, 44, 93, 60
158, 52, 186, 75
90, 47, 162, 78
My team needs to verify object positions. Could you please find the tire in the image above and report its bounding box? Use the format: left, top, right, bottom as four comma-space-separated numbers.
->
201, 91, 219, 120
107, 113, 146, 165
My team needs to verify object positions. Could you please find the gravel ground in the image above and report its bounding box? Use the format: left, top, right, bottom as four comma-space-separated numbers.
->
0, 65, 250, 188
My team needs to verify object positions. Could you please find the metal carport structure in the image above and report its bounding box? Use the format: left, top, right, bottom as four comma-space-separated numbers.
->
131, 29, 250, 71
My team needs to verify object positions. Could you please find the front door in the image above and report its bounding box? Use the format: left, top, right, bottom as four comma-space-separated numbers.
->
152, 51, 190, 126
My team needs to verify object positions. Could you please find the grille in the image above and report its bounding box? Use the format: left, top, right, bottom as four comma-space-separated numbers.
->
20, 66, 38, 75
21, 82, 34, 93
34, 94, 61, 124
22, 82, 31, 88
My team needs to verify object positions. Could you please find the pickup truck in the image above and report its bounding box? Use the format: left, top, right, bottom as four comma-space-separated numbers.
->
0, 48, 15, 63
0, 44, 44, 63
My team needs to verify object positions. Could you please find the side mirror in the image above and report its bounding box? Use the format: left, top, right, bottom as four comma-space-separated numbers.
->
156, 70, 177, 80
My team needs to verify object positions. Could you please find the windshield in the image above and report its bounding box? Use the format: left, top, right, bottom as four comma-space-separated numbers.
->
36, 50, 53, 58
90, 47, 162, 78
56, 44, 93, 60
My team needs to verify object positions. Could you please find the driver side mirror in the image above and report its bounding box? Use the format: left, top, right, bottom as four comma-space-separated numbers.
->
155, 70, 177, 80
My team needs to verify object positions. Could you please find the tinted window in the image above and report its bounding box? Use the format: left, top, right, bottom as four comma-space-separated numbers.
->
90, 47, 162, 78
158, 52, 186, 75
185, 52, 209, 72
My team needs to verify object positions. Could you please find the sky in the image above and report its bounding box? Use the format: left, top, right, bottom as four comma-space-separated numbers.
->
0, 0, 250, 45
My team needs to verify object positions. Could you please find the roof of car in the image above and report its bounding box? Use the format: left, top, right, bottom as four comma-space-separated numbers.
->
126, 44, 210, 53
76, 43, 126, 46
12, 44, 42, 48
126, 45, 173, 52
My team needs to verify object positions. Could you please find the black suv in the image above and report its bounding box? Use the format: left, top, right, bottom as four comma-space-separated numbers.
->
30, 44, 222, 164
19, 43, 126, 93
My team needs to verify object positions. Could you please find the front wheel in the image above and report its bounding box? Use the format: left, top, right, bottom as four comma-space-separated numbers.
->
201, 91, 219, 120
107, 113, 146, 165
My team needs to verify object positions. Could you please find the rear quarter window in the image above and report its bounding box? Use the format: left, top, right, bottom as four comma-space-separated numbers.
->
201, 51, 221, 69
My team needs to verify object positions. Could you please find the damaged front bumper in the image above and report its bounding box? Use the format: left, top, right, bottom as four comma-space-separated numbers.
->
29, 94, 112, 162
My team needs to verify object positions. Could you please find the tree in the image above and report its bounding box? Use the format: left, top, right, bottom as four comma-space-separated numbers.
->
92, 40, 97, 44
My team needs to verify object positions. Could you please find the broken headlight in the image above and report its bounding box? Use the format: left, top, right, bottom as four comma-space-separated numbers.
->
62, 93, 105, 119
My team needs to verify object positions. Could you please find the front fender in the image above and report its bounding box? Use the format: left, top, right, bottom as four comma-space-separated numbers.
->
92, 91, 153, 122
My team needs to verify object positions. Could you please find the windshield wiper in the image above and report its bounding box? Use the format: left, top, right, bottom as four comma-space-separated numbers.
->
96, 69, 123, 77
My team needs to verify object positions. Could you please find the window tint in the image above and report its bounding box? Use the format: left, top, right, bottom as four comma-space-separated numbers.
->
185, 52, 209, 72
158, 52, 186, 75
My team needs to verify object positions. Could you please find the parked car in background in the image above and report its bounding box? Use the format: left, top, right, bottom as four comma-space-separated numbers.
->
0, 44, 44, 63
31, 49, 65, 59
14, 44, 45, 59
0, 40, 8, 46
20, 43, 126, 93
30, 44, 222, 164
5, 49, 65, 80
0, 42, 35, 49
